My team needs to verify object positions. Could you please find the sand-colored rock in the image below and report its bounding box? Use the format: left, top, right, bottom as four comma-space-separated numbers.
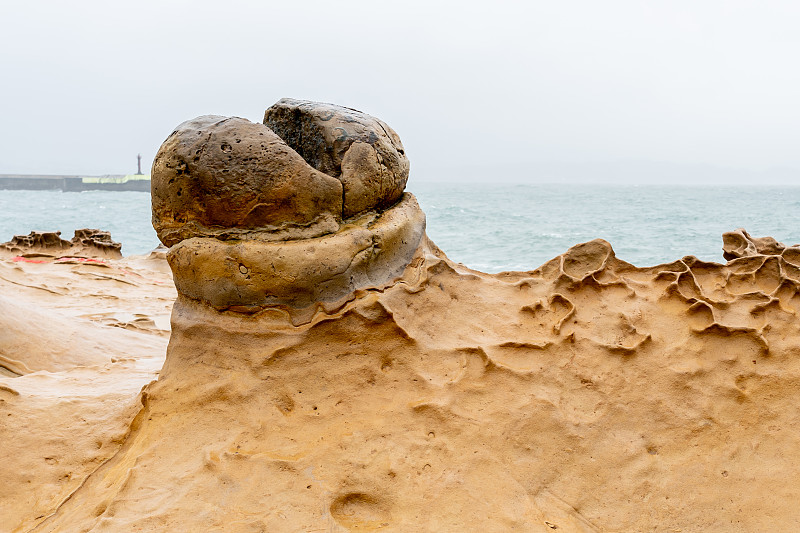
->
5, 100, 800, 532
0, 251, 174, 532
0, 295, 147, 375
151, 115, 344, 247
167, 193, 425, 313
12, 232, 800, 532
0, 229, 122, 259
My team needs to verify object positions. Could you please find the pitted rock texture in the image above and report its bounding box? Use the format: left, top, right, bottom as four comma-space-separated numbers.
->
265, 98, 409, 218
168, 193, 425, 314
1, 231, 71, 251
722, 227, 798, 260
70, 229, 122, 256
0, 229, 122, 259
151, 115, 344, 247
151, 101, 419, 310
22, 232, 800, 532
152, 103, 410, 248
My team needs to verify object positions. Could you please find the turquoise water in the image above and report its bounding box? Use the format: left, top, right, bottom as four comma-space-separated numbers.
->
2, 185, 799, 272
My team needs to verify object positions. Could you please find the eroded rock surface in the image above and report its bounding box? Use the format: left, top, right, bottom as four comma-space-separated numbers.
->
151, 115, 344, 247
152, 102, 410, 249
0, 229, 122, 259
151, 101, 423, 310
9, 99, 800, 532
168, 194, 425, 313
23, 231, 800, 532
265, 98, 409, 218
0, 252, 174, 532
722, 227, 797, 260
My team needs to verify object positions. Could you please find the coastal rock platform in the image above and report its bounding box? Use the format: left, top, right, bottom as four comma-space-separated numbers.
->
4, 100, 800, 532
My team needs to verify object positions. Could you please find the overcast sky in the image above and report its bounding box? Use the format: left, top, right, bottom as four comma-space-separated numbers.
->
1, 1, 798, 184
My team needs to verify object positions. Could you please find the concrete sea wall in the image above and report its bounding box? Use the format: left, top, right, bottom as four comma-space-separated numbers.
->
0, 174, 150, 192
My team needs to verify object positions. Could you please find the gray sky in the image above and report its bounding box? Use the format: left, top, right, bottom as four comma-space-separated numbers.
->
1, 0, 798, 184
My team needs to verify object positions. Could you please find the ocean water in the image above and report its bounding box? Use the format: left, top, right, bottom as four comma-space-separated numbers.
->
413, 182, 800, 272
1, 184, 799, 273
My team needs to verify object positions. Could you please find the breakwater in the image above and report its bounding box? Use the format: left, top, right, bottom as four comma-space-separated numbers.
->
0, 174, 150, 192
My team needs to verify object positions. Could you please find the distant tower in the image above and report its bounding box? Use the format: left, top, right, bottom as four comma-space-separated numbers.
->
137, 153, 143, 175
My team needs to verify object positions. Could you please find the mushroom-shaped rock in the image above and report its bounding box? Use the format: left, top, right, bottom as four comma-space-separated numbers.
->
151, 115, 344, 247
151, 102, 424, 312
264, 98, 409, 218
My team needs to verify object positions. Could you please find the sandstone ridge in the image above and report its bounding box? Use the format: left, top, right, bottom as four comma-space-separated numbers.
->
22, 228, 800, 532
6, 100, 800, 532
151, 99, 424, 312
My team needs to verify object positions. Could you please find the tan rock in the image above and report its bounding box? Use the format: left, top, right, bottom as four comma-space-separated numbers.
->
168, 193, 425, 313
264, 98, 409, 218
11, 100, 800, 531
0, 253, 173, 532
722, 227, 795, 260
21, 233, 800, 532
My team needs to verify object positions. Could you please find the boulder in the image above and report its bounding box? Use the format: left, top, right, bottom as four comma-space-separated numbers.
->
264, 98, 409, 218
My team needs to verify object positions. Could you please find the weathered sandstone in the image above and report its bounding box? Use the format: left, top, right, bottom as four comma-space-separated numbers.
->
265, 98, 409, 218
0, 229, 122, 259
151, 115, 343, 247
4, 101, 800, 532
168, 193, 425, 312
16, 231, 800, 532
722, 227, 798, 260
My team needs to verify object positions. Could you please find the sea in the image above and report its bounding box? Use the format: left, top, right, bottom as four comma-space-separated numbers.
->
1, 183, 799, 273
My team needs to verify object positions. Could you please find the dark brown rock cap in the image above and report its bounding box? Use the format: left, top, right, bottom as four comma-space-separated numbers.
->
151, 100, 422, 312
264, 98, 409, 218
152, 102, 410, 248
722, 228, 797, 261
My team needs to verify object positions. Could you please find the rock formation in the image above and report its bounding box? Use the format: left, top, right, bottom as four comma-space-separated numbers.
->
0, 251, 174, 532
264, 98, 409, 218
0, 229, 122, 259
151, 99, 410, 248
722, 227, 798, 260
5, 101, 800, 532
151, 100, 423, 313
